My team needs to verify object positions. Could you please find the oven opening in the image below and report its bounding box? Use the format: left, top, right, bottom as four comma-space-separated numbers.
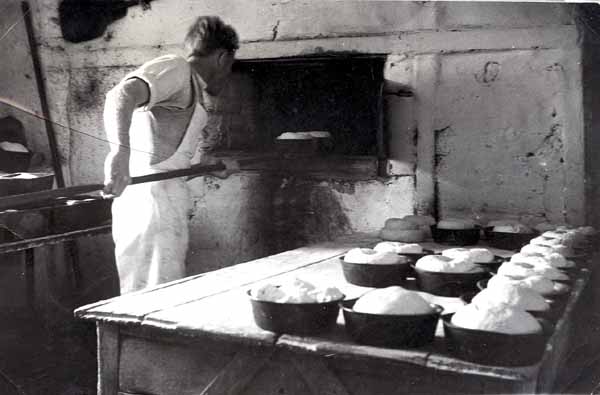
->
220, 54, 388, 177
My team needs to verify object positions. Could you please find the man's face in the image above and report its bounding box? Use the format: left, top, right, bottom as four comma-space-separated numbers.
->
209, 49, 236, 95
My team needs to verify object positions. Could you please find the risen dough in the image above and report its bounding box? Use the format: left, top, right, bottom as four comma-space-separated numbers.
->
374, 242, 423, 254
441, 247, 494, 264
492, 223, 533, 233
521, 243, 573, 258
344, 248, 407, 265
487, 274, 569, 296
471, 283, 550, 312
251, 278, 344, 303
510, 253, 575, 269
353, 286, 435, 315
497, 261, 569, 281
415, 254, 483, 273
451, 303, 542, 335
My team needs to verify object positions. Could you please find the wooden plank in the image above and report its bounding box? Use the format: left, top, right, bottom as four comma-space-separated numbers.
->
0, 224, 112, 254
291, 353, 350, 395
200, 349, 273, 395
77, 242, 360, 324
97, 322, 120, 395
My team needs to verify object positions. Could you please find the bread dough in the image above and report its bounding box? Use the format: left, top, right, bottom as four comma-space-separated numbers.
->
415, 254, 484, 273
374, 242, 423, 254
344, 248, 407, 265
510, 253, 574, 269
252, 278, 344, 303
487, 274, 568, 296
492, 223, 533, 233
487, 219, 522, 227
497, 261, 569, 281
521, 243, 574, 258
353, 286, 435, 315
472, 283, 550, 312
451, 303, 542, 335
442, 248, 494, 263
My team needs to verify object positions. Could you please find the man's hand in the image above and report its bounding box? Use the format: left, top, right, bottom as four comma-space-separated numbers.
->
189, 155, 240, 181
103, 150, 131, 197
210, 157, 240, 179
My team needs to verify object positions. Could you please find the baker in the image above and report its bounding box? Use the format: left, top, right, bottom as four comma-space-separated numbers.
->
102, 16, 239, 294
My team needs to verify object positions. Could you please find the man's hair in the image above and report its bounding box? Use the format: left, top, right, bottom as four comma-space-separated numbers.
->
184, 16, 239, 56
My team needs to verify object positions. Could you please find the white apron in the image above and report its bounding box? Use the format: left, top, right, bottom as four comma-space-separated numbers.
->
112, 74, 207, 294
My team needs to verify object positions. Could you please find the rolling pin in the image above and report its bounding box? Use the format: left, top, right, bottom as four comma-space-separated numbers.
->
0, 162, 226, 212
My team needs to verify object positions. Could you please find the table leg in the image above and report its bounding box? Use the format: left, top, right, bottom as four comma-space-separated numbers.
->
24, 248, 34, 312
98, 322, 120, 395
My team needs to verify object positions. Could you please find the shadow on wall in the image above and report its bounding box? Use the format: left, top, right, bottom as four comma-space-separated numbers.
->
271, 177, 352, 252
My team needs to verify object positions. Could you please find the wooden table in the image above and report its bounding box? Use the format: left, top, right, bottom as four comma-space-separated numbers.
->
75, 234, 592, 395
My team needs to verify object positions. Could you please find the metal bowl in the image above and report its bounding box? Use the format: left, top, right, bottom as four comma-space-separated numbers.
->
340, 256, 410, 288
484, 229, 538, 251
342, 299, 442, 348
441, 313, 547, 366
412, 265, 491, 297
248, 290, 344, 335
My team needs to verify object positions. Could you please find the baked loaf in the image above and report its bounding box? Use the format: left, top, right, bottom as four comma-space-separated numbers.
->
437, 218, 476, 230
415, 254, 484, 273
471, 283, 550, 312
251, 278, 343, 303
353, 286, 435, 315
451, 303, 542, 335
344, 248, 408, 265
374, 242, 423, 254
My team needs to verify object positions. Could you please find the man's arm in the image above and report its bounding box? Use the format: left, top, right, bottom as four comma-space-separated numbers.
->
103, 78, 150, 197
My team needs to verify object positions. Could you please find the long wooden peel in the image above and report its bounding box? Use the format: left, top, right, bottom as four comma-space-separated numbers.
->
0, 162, 226, 212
